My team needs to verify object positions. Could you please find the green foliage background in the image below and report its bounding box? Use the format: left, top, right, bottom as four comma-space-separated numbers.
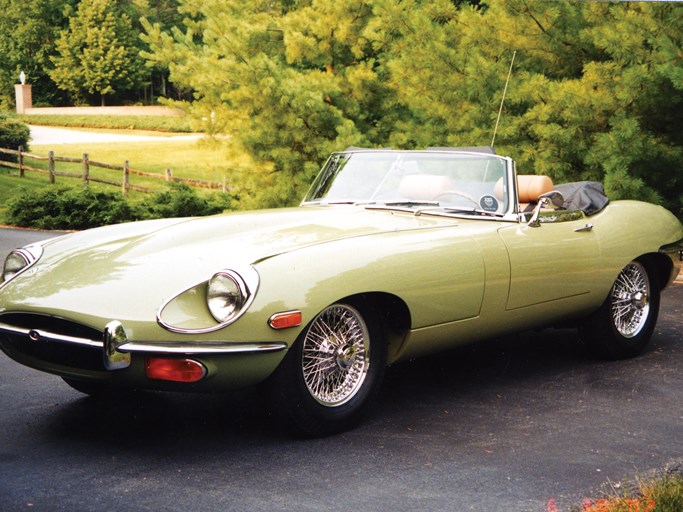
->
0, 0, 682, 216
142, 0, 683, 215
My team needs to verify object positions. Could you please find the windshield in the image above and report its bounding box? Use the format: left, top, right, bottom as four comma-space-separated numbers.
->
303, 150, 511, 215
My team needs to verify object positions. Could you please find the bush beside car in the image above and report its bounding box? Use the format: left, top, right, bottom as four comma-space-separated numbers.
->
5, 184, 234, 230
0, 114, 30, 163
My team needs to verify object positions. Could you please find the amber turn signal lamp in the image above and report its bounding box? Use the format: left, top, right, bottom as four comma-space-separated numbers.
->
268, 311, 303, 330
145, 357, 206, 383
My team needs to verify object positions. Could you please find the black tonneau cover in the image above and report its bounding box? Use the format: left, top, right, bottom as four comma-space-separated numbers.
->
555, 181, 609, 216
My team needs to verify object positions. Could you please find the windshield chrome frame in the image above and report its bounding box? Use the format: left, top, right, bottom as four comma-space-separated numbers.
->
302, 149, 520, 222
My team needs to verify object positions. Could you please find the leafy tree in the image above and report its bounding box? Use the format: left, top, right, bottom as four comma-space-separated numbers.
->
50, 0, 147, 106
0, 0, 75, 107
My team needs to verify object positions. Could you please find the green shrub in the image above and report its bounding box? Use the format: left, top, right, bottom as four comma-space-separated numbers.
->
6, 188, 138, 230
0, 113, 30, 162
6, 184, 233, 229
138, 183, 232, 219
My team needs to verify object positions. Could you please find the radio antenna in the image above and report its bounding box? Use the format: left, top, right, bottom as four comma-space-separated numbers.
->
491, 50, 517, 148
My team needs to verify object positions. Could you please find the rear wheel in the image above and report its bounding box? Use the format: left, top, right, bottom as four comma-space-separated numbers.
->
267, 301, 386, 436
580, 260, 660, 359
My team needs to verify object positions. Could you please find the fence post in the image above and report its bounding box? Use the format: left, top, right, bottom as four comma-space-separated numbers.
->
48, 150, 55, 184
122, 160, 130, 195
165, 168, 172, 181
82, 153, 89, 187
18, 146, 24, 178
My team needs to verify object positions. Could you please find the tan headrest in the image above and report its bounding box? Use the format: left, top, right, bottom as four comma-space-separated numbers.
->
517, 175, 554, 203
399, 175, 452, 201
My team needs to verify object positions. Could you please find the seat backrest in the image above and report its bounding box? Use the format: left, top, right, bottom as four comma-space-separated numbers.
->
517, 175, 554, 203
399, 174, 452, 201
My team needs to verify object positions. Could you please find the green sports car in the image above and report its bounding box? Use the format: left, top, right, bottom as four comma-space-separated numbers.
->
2, 148, 682, 436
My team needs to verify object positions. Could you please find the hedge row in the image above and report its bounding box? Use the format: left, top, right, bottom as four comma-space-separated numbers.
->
6, 183, 233, 230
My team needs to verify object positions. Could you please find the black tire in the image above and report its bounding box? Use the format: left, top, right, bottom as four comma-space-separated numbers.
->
266, 301, 387, 437
579, 260, 660, 360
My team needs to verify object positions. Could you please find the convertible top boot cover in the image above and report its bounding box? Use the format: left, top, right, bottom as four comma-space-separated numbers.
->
555, 181, 609, 216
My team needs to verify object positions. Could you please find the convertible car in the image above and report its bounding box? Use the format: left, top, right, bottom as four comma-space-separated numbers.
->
2, 147, 682, 436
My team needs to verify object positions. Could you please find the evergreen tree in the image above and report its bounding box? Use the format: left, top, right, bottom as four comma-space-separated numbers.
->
129, 0, 184, 101
143, 0, 683, 215
143, 0, 391, 206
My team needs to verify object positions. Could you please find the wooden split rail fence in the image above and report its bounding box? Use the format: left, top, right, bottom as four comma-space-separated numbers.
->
0, 147, 227, 195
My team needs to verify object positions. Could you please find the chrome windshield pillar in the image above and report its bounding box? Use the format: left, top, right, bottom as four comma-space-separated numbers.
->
103, 321, 131, 370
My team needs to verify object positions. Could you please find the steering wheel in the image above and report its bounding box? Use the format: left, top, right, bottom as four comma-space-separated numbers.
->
433, 190, 480, 207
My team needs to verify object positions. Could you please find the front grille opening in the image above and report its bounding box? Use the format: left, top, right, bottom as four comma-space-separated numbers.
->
0, 313, 104, 371
0, 312, 103, 339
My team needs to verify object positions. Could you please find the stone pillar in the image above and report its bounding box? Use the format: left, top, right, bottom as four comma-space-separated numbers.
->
15, 84, 32, 114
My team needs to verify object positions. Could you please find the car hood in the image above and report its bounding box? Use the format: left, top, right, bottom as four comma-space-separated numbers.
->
0, 207, 456, 325
38, 205, 453, 266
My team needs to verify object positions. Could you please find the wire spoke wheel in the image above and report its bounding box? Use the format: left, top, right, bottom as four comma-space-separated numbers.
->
301, 304, 370, 407
610, 262, 650, 338
267, 300, 386, 436
580, 259, 660, 360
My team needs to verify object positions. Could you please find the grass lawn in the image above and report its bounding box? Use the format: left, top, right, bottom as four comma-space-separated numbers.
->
29, 138, 241, 183
18, 114, 194, 132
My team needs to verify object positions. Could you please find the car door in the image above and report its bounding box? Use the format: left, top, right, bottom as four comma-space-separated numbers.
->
497, 210, 600, 310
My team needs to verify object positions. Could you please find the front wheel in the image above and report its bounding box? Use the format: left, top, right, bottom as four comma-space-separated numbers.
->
579, 260, 660, 359
266, 302, 387, 437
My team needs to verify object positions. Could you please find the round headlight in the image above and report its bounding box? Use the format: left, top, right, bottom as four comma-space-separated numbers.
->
2, 246, 42, 283
207, 271, 248, 323
3, 252, 29, 282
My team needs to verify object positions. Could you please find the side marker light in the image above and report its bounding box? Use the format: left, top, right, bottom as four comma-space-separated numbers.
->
269, 311, 303, 330
145, 357, 206, 383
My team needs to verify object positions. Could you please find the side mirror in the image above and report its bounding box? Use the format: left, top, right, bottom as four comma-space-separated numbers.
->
528, 191, 564, 227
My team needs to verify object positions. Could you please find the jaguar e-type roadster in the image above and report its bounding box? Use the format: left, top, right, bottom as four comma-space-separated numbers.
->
2, 147, 682, 436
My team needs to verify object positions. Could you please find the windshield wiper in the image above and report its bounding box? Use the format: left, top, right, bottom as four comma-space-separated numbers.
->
443, 207, 503, 217
305, 200, 368, 206
382, 200, 440, 207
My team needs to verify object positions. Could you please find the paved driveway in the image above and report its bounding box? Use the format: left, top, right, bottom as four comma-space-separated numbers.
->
29, 125, 202, 145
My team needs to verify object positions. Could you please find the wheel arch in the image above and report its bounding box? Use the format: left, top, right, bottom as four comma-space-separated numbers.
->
637, 252, 674, 290
338, 292, 411, 364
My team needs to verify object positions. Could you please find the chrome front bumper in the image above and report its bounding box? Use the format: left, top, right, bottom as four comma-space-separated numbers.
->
0, 320, 286, 371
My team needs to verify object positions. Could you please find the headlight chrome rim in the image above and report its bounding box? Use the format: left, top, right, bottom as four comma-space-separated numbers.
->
157, 266, 259, 334
2, 245, 43, 283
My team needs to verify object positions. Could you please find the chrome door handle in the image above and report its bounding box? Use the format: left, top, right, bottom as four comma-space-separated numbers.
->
574, 224, 593, 232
